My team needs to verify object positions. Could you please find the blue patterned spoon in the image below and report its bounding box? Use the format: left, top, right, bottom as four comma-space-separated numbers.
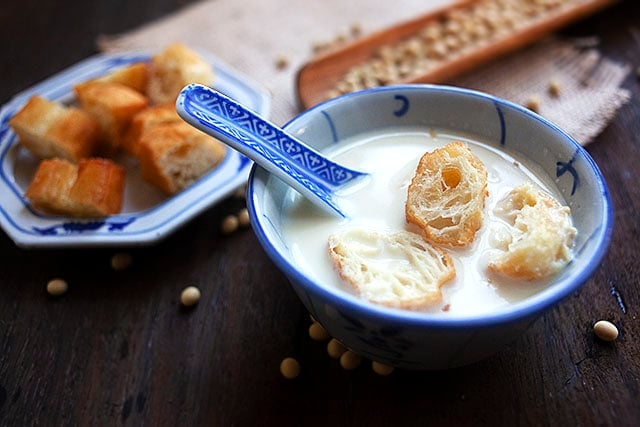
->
176, 84, 368, 217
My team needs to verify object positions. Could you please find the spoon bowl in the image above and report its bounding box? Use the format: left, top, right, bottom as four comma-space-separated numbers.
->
176, 84, 368, 217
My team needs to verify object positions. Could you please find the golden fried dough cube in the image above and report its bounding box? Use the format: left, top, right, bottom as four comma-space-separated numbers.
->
67, 158, 126, 217
147, 43, 215, 105
138, 121, 226, 194
24, 158, 78, 215
89, 62, 148, 94
9, 96, 102, 162
122, 104, 182, 156
25, 157, 126, 217
74, 81, 148, 153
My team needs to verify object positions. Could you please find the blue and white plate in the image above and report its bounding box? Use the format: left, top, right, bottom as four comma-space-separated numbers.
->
0, 50, 270, 248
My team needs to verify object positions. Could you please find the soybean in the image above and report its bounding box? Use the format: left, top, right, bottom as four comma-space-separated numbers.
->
525, 96, 541, 113
308, 322, 330, 341
327, 338, 347, 359
548, 79, 562, 97
221, 215, 239, 234
280, 357, 301, 379
593, 320, 618, 342
372, 361, 395, 376
110, 252, 133, 271
340, 350, 362, 370
47, 278, 68, 296
275, 55, 290, 70
180, 286, 201, 307
237, 208, 251, 228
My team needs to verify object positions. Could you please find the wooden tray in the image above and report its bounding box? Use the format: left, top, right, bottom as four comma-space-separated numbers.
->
296, 0, 618, 110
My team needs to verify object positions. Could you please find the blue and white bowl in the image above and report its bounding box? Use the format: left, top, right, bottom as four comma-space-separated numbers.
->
247, 85, 613, 370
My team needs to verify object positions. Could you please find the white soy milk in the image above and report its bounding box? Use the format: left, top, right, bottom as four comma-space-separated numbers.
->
282, 128, 563, 316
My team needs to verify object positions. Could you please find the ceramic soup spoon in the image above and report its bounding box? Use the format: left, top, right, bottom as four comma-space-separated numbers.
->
176, 84, 368, 217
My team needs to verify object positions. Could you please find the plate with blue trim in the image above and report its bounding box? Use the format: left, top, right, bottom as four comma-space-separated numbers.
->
0, 50, 270, 248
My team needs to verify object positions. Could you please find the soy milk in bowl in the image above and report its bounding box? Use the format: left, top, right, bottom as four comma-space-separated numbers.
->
247, 85, 612, 369
281, 128, 573, 316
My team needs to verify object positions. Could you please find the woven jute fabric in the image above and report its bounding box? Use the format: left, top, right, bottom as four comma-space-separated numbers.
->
453, 37, 631, 145
98, 0, 630, 144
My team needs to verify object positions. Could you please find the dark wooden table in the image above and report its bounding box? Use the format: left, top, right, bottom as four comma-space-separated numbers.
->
1, 1, 639, 425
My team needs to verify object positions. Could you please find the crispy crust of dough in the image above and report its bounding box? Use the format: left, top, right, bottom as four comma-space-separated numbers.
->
406, 141, 488, 247
68, 158, 126, 216
138, 121, 226, 194
24, 158, 78, 214
146, 43, 215, 105
9, 96, 102, 162
91, 62, 148, 94
328, 229, 455, 310
25, 157, 125, 217
122, 104, 182, 156
488, 183, 576, 280
74, 82, 148, 153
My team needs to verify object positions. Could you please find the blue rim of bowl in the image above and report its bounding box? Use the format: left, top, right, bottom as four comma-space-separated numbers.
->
247, 84, 614, 329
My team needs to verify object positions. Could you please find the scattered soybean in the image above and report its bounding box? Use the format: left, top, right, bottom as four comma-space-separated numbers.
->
593, 320, 618, 342
47, 278, 68, 296
180, 286, 201, 307
327, 339, 347, 359
237, 208, 251, 228
340, 350, 362, 370
110, 252, 133, 271
221, 214, 239, 234
280, 357, 301, 379
525, 96, 541, 113
372, 361, 395, 376
309, 322, 330, 341
548, 78, 562, 97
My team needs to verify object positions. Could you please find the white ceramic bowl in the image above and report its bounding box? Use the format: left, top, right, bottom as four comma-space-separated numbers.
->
247, 85, 613, 370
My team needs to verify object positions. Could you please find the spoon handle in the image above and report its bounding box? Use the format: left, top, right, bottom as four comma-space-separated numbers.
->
176, 84, 366, 216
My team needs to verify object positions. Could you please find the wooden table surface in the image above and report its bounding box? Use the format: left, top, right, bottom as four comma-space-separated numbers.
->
1, 0, 639, 425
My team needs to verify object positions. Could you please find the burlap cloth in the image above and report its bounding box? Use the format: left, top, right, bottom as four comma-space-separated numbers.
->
98, 0, 631, 145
